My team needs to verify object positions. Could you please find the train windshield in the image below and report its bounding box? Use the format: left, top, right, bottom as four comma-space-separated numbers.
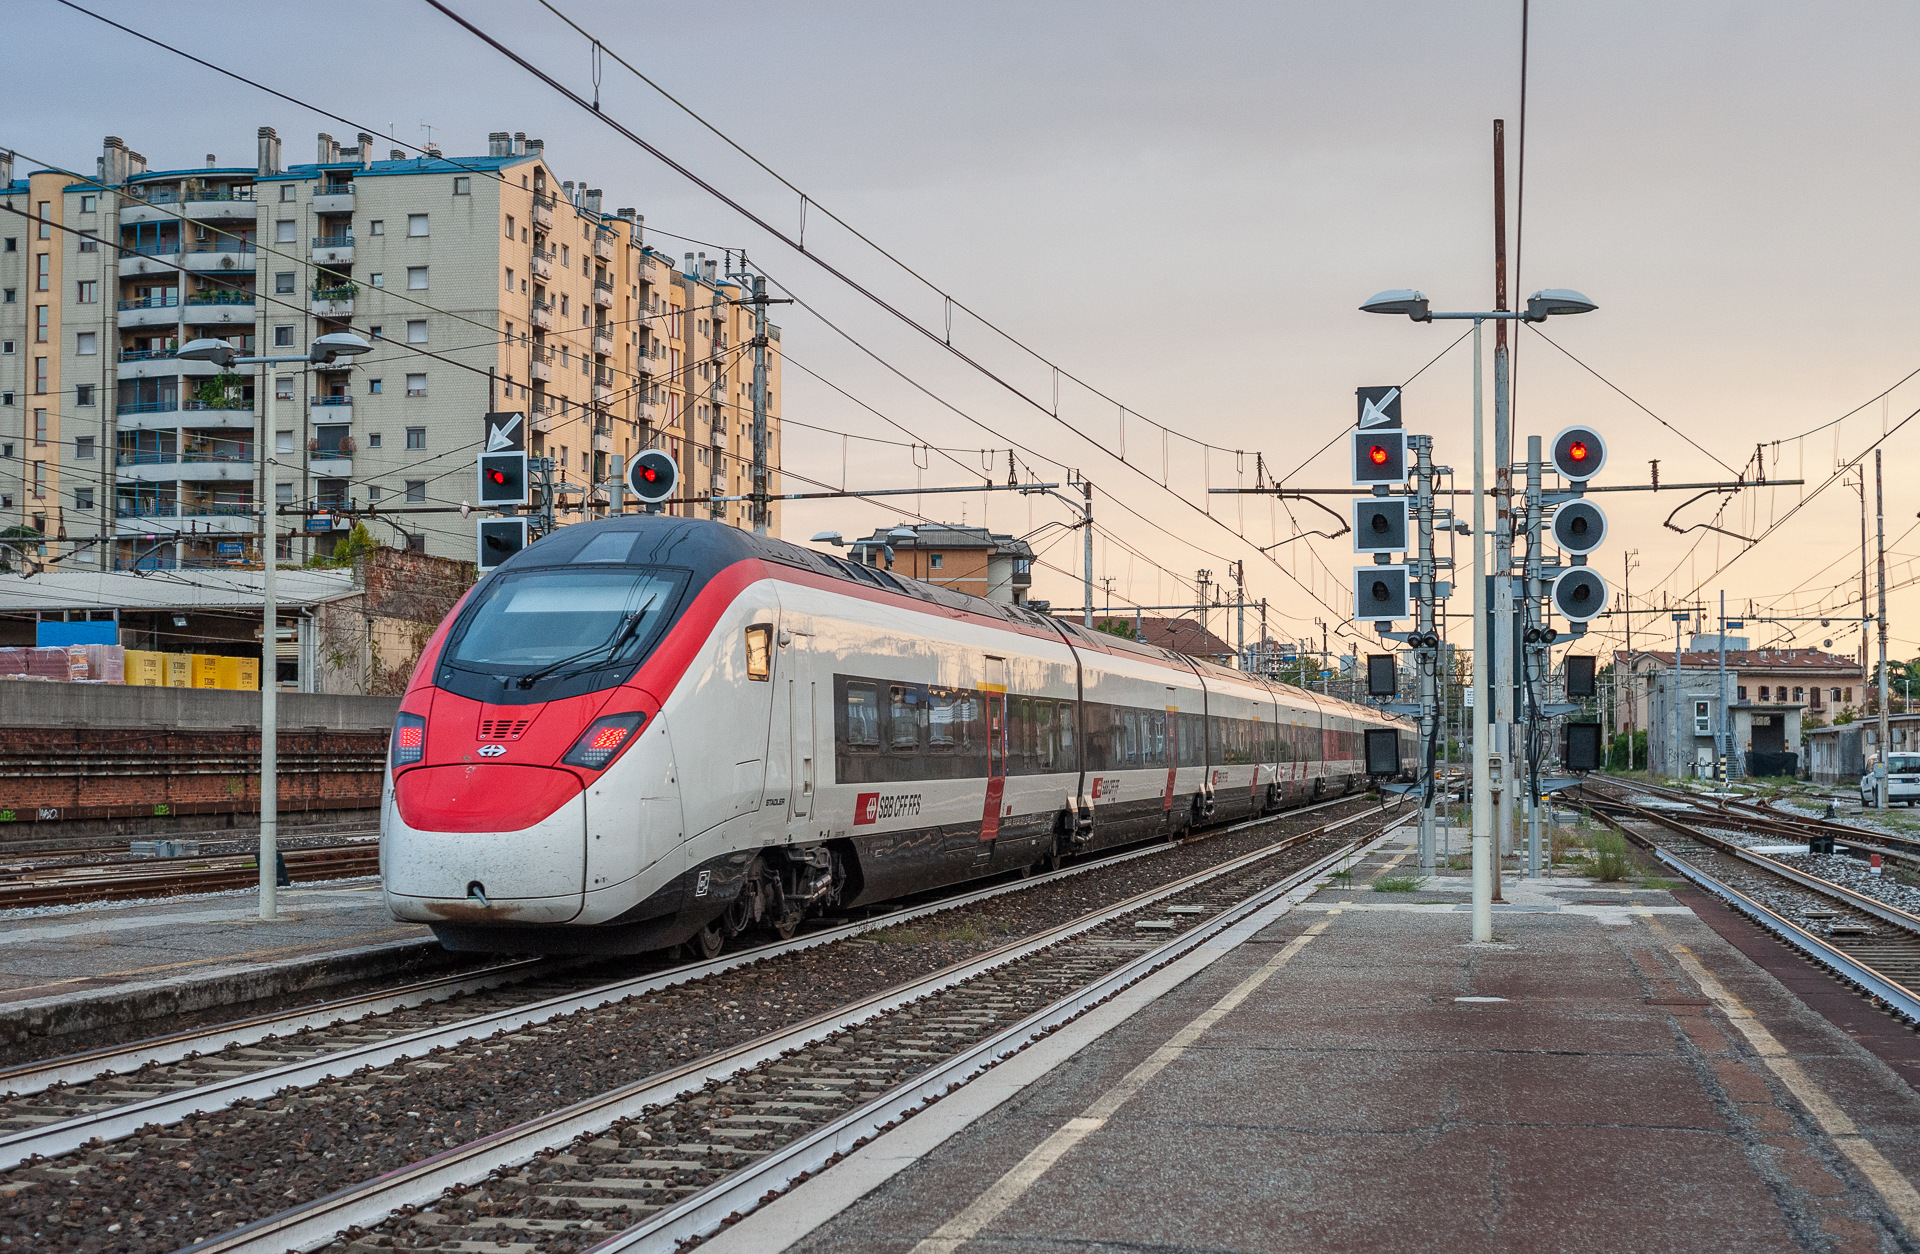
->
441, 566, 687, 697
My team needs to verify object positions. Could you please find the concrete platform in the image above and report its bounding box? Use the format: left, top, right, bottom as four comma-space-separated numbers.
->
0, 879, 445, 1055
711, 834, 1920, 1253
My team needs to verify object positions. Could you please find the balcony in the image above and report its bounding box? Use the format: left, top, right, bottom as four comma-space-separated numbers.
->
593, 233, 615, 263
119, 243, 183, 277
311, 184, 355, 216
176, 400, 255, 430
177, 450, 256, 483
311, 234, 354, 265
117, 294, 179, 329
181, 241, 256, 274
116, 449, 177, 466
310, 284, 356, 318
529, 346, 553, 384
530, 248, 554, 282
183, 189, 258, 221
115, 502, 256, 536
182, 291, 256, 327
592, 326, 614, 355
310, 395, 353, 413
120, 194, 178, 227
532, 196, 554, 230
529, 301, 555, 331
592, 280, 614, 309
116, 449, 182, 483
117, 398, 181, 418
593, 376, 615, 405
592, 431, 612, 454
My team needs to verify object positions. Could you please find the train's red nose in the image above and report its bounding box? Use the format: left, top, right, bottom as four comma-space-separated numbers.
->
395, 764, 582, 833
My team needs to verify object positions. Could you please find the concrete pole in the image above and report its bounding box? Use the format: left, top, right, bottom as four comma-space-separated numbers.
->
608, 452, 624, 517
1674, 612, 1686, 781
1413, 433, 1438, 876
259, 363, 278, 922
750, 276, 770, 536
1524, 436, 1543, 877
1470, 320, 1493, 943
1877, 449, 1890, 808
1718, 590, 1729, 785
1082, 480, 1094, 628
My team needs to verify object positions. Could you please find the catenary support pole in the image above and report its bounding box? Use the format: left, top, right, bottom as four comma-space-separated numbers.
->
1471, 319, 1493, 943
259, 362, 278, 922
1877, 449, 1890, 808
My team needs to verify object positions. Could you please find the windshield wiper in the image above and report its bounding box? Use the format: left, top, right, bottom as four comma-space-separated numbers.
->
513, 599, 654, 689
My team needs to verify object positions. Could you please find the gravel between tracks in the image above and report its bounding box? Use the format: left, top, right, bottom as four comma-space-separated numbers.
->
0, 795, 1388, 1252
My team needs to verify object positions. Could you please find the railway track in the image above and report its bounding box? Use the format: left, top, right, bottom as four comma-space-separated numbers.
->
0, 794, 1398, 1254
178, 804, 1405, 1254
1577, 777, 1920, 1022
0, 842, 382, 909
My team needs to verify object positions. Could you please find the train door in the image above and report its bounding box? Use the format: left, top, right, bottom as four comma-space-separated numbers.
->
791, 677, 816, 822
980, 657, 1008, 843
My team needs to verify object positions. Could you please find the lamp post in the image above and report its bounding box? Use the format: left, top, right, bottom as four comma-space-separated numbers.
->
178, 332, 371, 920
1360, 288, 1597, 943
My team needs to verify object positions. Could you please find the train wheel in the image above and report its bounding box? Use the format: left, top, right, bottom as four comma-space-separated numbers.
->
769, 914, 800, 941
687, 920, 726, 960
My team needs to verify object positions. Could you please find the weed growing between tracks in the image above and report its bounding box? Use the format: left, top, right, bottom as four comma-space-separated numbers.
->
1372, 875, 1421, 893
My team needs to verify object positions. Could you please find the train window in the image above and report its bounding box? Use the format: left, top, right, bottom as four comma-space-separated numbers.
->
745, 624, 772, 680
442, 566, 684, 698
890, 685, 925, 753
1057, 701, 1076, 764
845, 682, 880, 750
1148, 710, 1167, 766
1121, 709, 1141, 767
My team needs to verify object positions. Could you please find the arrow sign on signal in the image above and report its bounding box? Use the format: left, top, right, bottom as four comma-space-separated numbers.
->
484, 411, 526, 453
1357, 386, 1402, 430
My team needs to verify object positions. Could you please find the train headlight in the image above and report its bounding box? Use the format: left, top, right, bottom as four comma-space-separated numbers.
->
391, 712, 427, 769
562, 711, 648, 771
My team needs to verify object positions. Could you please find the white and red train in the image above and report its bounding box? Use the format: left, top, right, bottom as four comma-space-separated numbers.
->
381, 517, 1413, 956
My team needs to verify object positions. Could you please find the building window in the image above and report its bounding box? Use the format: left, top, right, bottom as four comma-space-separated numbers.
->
79, 194, 96, 213
1758, 686, 1769, 701
930, 554, 944, 570
368, 432, 382, 447
407, 266, 428, 290
75, 332, 96, 356
369, 219, 384, 235
504, 215, 515, 239
277, 482, 293, 504
275, 375, 294, 401
368, 484, 382, 502
77, 233, 98, 253
405, 479, 425, 503
559, 295, 568, 317
407, 533, 426, 554
1833, 688, 1843, 705
370, 272, 383, 287
1794, 686, 1804, 702
74, 487, 93, 511
504, 267, 514, 291
1693, 701, 1711, 734
36, 203, 49, 239
275, 219, 295, 243
408, 214, 429, 237
75, 280, 97, 304
274, 325, 293, 347
1810, 687, 1822, 708
275, 272, 294, 294
406, 373, 426, 397
1, 392, 12, 406
1845, 687, 1854, 703
276, 429, 294, 454
453, 177, 471, 195
35, 254, 49, 290
34, 305, 48, 341
369, 326, 382, 339
1737, 686, 1748, 701
368, 379, 382, 394
2, 291, 11, 303
75, 436, 93, 460
32, 358, 46, 394
560, 245, 569, 266
74, 385, 92, 407
279, 185, 293, 202
0, 341, 10, 354
405, 426, 425, 450
31, 462, 45, 497
406, 319, 427, 343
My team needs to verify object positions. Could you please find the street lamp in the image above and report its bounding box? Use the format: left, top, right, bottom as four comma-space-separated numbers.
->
178, 331, 371, 921
1360, 288, 1596, 943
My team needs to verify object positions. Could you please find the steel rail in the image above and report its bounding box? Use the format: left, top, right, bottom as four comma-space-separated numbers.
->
0, 794, 1371, 1169
1649, 847, 1920, 1024
185, 806, 1398, 1254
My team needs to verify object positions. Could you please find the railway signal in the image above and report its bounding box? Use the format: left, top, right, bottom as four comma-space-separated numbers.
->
1564, 653, 1597, 698
478, 452, 529, 507
626, 449, 679, 505
1350, 429, 1408, 487
477, 517, 528, 570
1551, 499, 1607, 554
1550, 425, 1607, 481
1563, 721, 1604, 772
1353, 498, 1409, 553
1551, 567, 1610, 622
1353, 565, 1409, 623
1366, 653, 1397, 697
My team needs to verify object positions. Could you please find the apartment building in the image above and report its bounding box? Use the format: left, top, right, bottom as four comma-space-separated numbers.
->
0, 129, 783, 571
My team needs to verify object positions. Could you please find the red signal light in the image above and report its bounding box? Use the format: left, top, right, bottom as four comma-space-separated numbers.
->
641, 467, 658, 482
486, 468, 507, 485
562, 712, 648, 771
1368, 445, 1389, 466
1568, 440, 1589, 462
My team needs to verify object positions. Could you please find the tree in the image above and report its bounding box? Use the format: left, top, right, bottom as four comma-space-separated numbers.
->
305, 522, 379, 569
1093, 617, 1137, 641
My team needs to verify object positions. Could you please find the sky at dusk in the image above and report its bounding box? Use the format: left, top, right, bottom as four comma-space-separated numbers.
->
14, 0, 1920, 662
